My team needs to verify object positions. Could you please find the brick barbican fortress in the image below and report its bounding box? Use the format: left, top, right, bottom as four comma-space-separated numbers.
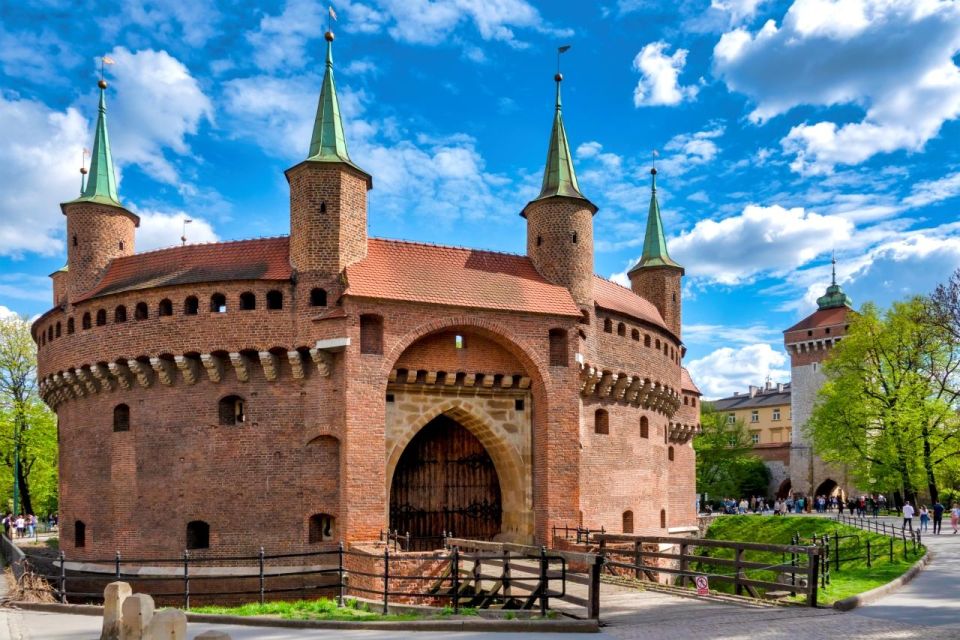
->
32, 33, 702, 560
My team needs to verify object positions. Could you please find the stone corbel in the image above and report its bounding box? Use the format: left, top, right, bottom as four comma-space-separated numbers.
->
174, 355, 200, 385
61, 370, 85, 397
597, 372, 617, 397
259, 351, 279, 381
149, 357, 176, 386
404, 369, 418, 384
74, 367, 98, 394
388, 369, 398, 383
517, 375, 531, 390
107, 362, 133, 390
201, 354, 223, 383
229, 352, 251, 382
91, 364, 114, 392
425, 371, 438, 385
500, 374, 514, 389
126, 360, 154, 388
579, 366, 595, 394
584, 369, 603, 395
308, 348, 333, 377
612, 375, 631, 401
443, 371, 459, 386
463, 373, 477, 387
481, 373, 495, 388
625, 377, 644, 404
287, 351, 305, 380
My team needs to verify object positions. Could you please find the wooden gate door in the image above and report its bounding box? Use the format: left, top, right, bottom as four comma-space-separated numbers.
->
390, 414, 502, 548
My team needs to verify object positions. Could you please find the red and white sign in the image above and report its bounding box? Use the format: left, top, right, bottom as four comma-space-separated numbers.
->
695, 575, 709, 596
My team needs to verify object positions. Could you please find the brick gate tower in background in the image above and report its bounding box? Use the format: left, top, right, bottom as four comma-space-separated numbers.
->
783, 257, 856, 500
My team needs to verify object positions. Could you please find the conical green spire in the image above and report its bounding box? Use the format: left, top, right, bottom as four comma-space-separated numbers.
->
531, 74, 589, 203
70, 82, 121, 207
306, 32, 356, 167
631, 168, 682, 272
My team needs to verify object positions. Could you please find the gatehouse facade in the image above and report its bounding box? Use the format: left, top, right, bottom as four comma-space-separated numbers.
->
33, 32, 701, 560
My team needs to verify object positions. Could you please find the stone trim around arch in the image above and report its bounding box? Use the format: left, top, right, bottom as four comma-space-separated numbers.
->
386, 399, 532, 543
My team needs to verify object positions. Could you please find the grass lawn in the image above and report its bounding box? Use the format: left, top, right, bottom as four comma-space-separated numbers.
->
192, 597, 479, 621
699, 515, 923, 605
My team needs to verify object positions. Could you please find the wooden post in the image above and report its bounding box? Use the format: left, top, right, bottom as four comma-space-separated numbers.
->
58, 550, 66, 603
866, 539, 871, 568
889, 536, 894, 563
734, 546, 744, 596
808, 549, 820, 607
382, 547, 390, 615
115, 551, 121, 580
452, 546, 460, 613
259, 546, 265, 605
502, 550, 512, 601
587, 554, 603, 621
634, 540, 641, 580
834, 532, 840, 571
679, 542, 688, 587
337, 541, 345, 607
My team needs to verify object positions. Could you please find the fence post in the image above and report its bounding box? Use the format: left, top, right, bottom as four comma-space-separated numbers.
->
183, 550, 190, 611
902, 531, 908, 558
679, 542, 688, 587
866, 539, 871, 568
734, 546, 744, 596
58, 550, 66, 604
539, 546, 549, 617
115, 551, 121, 580
889, 536, 894, 563
833, 532, 839, 572
502, 549, 511, 601
338, 541, 345, 607
587, 553, 603, 621
633, 540, 641, 580
451, 545, 460, 613
406, 531, 411, 552
259, 546, 265, 605
383, 546, 390, 615
807, 548, 820, 607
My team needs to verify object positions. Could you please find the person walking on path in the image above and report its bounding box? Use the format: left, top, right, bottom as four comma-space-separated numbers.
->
951, 503, 960, 534
902, 502, 915, 532
919, 505, 930, 532
933, 500, 945, 534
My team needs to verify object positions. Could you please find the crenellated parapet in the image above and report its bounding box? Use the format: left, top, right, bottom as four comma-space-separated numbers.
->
577, 361, 681, 417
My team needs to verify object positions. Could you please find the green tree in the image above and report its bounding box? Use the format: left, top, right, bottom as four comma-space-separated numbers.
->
694, 403, 765, 500
0, 315, 58, 515
808, 299, 960, 504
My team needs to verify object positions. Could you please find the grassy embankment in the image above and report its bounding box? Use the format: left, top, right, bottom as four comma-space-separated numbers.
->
192, 598, 480, 621
700, 515, 922, 604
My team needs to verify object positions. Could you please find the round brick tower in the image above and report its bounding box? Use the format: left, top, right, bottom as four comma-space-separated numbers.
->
522, 72, 597, 307
62, 81, 138, 300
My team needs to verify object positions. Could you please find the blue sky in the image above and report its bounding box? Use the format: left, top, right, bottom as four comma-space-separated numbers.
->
2, 0, 960, 397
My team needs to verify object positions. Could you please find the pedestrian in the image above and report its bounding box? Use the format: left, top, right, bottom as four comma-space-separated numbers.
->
838, 499, 844, 515
952, 503, 960, 534
933, 500, 945, 535
919, 505, 929, 533
14, 515, 25, 538
902, 501, 915, 532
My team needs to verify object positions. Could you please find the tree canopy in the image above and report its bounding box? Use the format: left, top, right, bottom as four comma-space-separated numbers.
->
694, 403, 770, 501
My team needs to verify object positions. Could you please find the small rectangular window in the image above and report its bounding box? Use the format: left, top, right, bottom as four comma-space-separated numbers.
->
515, 398, 524, 411
751, 410, 759, 423
455, 335, 464, 349
751, 432, 760, 445
386, 393, 395, 403
727, 414, 735, 424
772, 408, 781, 421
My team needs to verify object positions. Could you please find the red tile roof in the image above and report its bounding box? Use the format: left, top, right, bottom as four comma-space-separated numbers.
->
345, 239, 581, 316
592, 276, 669, 334
74, 237, 292, 302
784, 306, 852, 334
681, 367, 700, 395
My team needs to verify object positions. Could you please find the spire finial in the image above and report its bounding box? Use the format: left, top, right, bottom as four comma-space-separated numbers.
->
71, 62, 121, 207
831, 250, 837, 286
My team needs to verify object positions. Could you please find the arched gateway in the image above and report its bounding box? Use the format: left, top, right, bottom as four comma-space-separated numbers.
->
390, 414, 503, 547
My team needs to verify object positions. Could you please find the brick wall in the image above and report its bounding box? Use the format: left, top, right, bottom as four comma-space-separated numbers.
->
62, 202, 137, 300
628, 267, 683, 340
524, 197, 595, 306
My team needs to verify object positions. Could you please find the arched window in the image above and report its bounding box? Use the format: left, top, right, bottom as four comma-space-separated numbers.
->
640, 416, 649, 439
74, 520, 86, 548
631, 328, 639, 341
82, 312, 91, 330
211, 293, 227, 313
158, 299, 173, 316
664, 343, 669, 356
218, 395, 245, 426
184, 296, 199, 315
548, 328, 568, 367
67, 318, 75, 334
266, 290, 283, 310
594, 409, 609, 435
668, 446, 675, 461
47, 326, 53, 341
684, 396, 689, 406
113, 404, 130, 432
660, 509, 667, 529
40, 334, 45, 346
55, 322, 61, 338
310, 288, 327, 307
644, 335, 651, 347
96, 309, 107, 326
655, 338, 661, 349
239, 292, 256, 310
308, 513, 335, 543
622, 510, 634, 534
360, 314, 384, 354
186, 521, 210, 550
617, 322, 626, 337
692, 397, 697, 407
603, 318, 613, 333
114, 305, 127, 323
135, 302, 148, 320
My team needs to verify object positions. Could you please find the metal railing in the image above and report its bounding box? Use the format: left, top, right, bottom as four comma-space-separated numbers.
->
551, 524, 606, 546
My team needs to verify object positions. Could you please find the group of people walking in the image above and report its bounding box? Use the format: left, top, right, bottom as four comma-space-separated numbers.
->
901, 501, 960, 534
2, 513, 41, 539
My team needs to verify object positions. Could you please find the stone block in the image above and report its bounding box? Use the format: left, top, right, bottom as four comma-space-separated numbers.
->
101, 581, 132, 640
145, 609, 187, 640
120, 593, 155, 640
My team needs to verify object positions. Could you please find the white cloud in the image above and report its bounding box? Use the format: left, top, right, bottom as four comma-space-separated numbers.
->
683, 323, 783, 347
686, 0, 769, 32
247, 0, 325, 72
687, 343, 789, 399
344, 59, 380, 75
0, 274, 54, 303
714, 0, 960, 173
669, 204, 853, 284
904, 170, 960, 208
657, 126, 724, 175
0, 306, 16, 319
340, 0, 569, 50
632, 41, 700, 107
99, 0, 222, 48
133, 210, 219, 252
0, 94, 87, 257
103, 47, 213, 185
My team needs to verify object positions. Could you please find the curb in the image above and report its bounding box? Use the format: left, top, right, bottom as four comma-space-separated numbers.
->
4, 601, 599, 633
832, 549, 932, 611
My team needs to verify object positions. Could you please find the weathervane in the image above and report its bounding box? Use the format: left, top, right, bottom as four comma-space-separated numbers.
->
181, 219, 193, 246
